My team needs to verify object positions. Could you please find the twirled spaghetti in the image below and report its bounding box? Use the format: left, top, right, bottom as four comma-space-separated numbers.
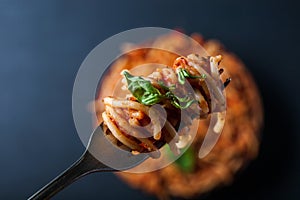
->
100, 54, 229, 157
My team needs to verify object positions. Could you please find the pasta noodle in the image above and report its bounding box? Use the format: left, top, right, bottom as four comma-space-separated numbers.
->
101, 34, 263, 200
100, 54, 229, 158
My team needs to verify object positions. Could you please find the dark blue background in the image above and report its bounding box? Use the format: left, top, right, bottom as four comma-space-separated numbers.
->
0, 0, 299, 199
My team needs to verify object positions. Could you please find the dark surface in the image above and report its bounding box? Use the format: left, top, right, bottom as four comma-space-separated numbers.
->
0, 0, 299, 199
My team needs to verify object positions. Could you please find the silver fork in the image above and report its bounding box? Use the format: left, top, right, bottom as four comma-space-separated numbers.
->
28, 123, 148, 200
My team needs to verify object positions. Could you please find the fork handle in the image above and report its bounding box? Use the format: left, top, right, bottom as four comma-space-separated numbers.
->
28, 150, 115, 200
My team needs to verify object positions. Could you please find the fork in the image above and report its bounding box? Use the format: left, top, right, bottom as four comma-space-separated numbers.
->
28, 123, 148, 200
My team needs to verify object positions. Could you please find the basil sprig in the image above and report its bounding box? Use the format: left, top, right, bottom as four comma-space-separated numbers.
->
177, 68, 206, 84
175, 147, 196, 173
123, 71, 197, 109
123, 71, 162, 105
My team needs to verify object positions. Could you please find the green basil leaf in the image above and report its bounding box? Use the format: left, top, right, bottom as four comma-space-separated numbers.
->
175, 147, 196, 173
177, 68, 206, 84
178, 69, 186, 84
165, 91, 197, 109
123, 71, 162, 105
123, 71, 197, 109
